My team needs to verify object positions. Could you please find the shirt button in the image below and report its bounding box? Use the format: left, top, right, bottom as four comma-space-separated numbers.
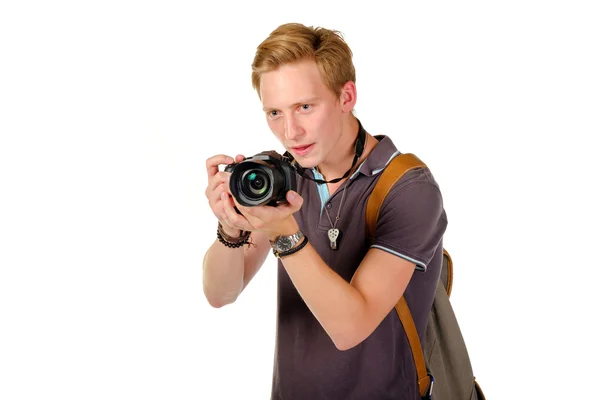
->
326, 203, 332, 209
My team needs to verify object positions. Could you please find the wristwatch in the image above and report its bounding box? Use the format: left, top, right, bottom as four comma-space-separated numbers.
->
270, 230, 305, 257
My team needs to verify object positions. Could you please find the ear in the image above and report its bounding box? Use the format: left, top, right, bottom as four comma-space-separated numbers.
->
339, 81, 357, 113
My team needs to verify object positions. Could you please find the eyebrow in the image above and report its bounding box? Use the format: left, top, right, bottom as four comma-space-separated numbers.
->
262, 97, 319, 112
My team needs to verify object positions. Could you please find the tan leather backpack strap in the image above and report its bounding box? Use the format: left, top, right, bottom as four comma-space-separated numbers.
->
365, 153, 427, 242
443, 249, 454, 297
396, 297, 432, 398
365, 153, 432, 398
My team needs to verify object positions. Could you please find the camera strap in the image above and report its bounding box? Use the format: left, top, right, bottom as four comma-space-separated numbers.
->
284, 119, 367, 185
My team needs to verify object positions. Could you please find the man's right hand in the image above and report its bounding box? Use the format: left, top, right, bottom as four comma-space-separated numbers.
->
205, 153, 246, 238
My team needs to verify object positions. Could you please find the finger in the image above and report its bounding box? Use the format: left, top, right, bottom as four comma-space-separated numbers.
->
286, 190, 304, 211
218, 197, 236, 229
213, 203, 228, 225
237, 200, 284, 223
221, 193, 254, 231
207, 172, 231, 194
235, 203, 265, 229
206, 180, 226, 205
214, 200, 240, 230
205, 154, 234, 178
208, 183, 229, 211
219, 209, 236, 232
272, 191, 304, 215
234, 154, 245, 163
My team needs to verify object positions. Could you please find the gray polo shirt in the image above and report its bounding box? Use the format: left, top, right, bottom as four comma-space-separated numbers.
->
271, 135, 448, 400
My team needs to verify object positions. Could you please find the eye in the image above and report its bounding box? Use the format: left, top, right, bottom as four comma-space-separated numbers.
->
268, 110, 280, 118
300, 104, 311, 111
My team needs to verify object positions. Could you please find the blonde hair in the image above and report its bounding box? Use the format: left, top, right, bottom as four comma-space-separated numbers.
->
251, 23, 356, 99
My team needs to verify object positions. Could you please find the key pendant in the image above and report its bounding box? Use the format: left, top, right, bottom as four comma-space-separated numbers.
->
328, 228, 340, 250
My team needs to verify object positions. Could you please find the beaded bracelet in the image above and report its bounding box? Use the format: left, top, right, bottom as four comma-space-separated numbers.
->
216, 222, 251, 248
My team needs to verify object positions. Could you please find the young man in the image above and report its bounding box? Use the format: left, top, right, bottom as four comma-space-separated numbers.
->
203, 23, 447, 400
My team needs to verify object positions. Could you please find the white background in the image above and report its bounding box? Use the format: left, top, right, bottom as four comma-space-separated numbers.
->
1, 1, 599, 399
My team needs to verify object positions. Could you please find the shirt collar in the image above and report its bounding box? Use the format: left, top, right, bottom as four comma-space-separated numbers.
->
349, 135, 400, 179
309, 135, 401, 180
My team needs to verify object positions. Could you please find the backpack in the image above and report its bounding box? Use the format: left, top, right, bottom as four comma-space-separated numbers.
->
365, 153, 486, 400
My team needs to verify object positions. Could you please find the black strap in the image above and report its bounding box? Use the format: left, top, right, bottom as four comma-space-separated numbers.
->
284, 119, 367, 184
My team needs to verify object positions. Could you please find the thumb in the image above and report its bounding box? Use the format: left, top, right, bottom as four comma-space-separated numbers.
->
286, 190, 303, 209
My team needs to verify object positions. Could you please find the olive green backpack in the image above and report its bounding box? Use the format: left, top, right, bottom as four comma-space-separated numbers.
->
365, 153, 486, 400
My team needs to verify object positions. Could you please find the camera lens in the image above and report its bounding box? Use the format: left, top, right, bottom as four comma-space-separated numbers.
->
241, 169, 270, 198
228, 152, 295, 207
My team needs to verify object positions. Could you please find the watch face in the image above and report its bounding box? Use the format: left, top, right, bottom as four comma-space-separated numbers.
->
277, 236, 293, 251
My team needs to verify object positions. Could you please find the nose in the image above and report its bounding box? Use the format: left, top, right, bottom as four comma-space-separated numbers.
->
284, 116, 303, 141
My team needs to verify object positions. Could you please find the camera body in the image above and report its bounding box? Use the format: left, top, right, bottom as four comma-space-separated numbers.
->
224, 150, 297, 207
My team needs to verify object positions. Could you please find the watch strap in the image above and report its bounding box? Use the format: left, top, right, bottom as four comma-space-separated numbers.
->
271, 230, 304, 252
273, 235, 308, 258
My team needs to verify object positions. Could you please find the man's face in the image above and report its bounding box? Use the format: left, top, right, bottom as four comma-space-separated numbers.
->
259, 59, 345, 168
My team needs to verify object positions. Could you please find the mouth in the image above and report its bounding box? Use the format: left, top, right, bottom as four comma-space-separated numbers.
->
290, 143, 314, 156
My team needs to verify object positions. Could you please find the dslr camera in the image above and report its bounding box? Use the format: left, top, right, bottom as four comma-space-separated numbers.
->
224, 150, 297, 207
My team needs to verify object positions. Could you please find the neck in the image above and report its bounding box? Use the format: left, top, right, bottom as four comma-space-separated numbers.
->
317, 116, 375, 181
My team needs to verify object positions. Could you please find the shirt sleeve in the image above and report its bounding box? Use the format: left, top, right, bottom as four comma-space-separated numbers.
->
370, 170, 448, 272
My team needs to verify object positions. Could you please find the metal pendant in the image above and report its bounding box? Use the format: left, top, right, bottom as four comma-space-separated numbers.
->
328, 228, 340, 250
